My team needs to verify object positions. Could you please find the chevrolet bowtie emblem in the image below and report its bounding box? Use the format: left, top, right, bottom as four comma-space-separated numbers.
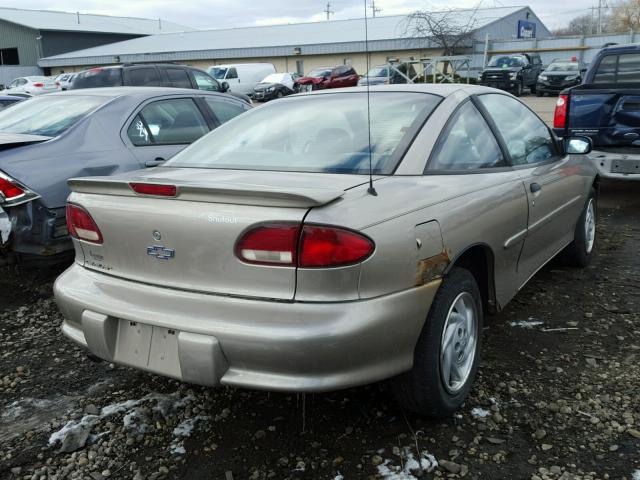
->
147, 245, 175, 260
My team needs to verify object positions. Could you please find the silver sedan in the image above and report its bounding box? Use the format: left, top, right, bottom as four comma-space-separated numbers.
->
54, 85, 598, 417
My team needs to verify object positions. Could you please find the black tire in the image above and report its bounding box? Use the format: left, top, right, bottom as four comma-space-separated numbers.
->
276, 90, 284, 98
514, 81, 523, 97
530, 83, 537, 94
392, 267, 483, 417
560, 188, 597, 267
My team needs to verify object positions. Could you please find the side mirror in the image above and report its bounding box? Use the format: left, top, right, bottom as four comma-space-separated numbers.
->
221, 81, 229, 92
565, 136, 592, 155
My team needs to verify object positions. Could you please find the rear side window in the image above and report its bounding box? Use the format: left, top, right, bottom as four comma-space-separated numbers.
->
126, 68, 163, 87
165, 68, 192, 89
204, 97, 248, 124
594, 54, 640, 84
428, 101, 504, 171
73, 69, 122, 89
192, 71, 220, 92
127, 98, 209, 146
478, 94, 555, 166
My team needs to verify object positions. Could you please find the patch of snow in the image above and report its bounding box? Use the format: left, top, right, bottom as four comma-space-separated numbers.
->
48, 392, 204, 454
471, 407, 491, 419
510, 318, 544, 328
632, 470, 640, 480
334, 474, 344, 480
376, 447, 437, 479
170, 414, 208, 455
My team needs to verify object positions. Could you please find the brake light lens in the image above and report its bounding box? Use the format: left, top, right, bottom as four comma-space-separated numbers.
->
32, 82, 44, 87
299, 226, 374, 268
0, 176, 25, 200
236, 224, 299, 266
130, 183, 177, 197
66, 204, 103, 244
554, 94, 568, 129
235, 224, 374, 268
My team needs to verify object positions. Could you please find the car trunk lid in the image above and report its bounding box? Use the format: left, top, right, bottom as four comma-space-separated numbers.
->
68, 168, 372, 300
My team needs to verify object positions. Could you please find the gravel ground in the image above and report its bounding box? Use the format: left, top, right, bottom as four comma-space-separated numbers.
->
0, 180, 638, 480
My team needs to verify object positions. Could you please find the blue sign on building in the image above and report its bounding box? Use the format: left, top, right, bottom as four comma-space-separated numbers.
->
518, 20, 537, 39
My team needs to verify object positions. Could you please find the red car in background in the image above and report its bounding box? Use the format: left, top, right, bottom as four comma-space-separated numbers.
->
297, 66, 359, 91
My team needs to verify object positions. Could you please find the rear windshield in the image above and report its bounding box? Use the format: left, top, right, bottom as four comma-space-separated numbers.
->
0, 95, 107, 136
593, 53, 640, 84
73, 68, 123, 89
165, 92, 440, 175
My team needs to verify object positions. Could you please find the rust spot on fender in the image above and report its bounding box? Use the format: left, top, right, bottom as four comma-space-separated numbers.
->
416, 251, 450, 286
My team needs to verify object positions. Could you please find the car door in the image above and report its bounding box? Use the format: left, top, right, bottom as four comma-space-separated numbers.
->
224, 67, 240, 91
425, 99, 529, 303
122, 97, 211, 167
476, 93, 586, 285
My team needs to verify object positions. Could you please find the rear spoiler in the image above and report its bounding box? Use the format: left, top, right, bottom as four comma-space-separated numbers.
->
67, 177, 344, 208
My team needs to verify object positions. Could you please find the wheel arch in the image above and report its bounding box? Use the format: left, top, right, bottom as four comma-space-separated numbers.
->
444, 243, 497, 314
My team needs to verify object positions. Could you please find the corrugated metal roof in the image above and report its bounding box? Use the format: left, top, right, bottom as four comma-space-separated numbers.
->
0, 6, 194, 34
39, 6, 526, 66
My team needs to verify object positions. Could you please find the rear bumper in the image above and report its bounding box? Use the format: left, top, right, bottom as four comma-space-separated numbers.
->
589, 150, 640, 180
54, 264, 440, 392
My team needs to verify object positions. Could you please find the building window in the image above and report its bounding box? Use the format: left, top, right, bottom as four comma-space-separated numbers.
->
0, 48, 19, 65
296, 60, 304, 76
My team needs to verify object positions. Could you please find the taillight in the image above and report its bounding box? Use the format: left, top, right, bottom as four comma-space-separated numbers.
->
0, 176, 25, 201
66, 204, 103, 244
553, 94, 568, 129
130, 183, 177, 197
299, 226, 374, 268
235, 224, 374, 268
32, 83, 44, 87
236, 224, 299, 266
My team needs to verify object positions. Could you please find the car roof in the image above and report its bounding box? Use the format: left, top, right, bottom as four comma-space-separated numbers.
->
601, 43, 640, 54
300, 83, 498, 97
48, 86, 230, 99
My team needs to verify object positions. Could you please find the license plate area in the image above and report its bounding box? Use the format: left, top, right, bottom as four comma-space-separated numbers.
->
115, 320, 181, 378
611, 158, 640, 174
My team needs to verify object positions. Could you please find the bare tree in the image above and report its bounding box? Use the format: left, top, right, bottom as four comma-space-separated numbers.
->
554, 13, 598, 35
403, 6, 479, 56
610, 0, 640, 31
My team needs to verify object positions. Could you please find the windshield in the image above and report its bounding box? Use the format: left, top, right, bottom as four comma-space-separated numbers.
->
0, 95, 107, 137
487, 56, 526, 68
307, 68, 332, 78
366, 66, 389, 77
210, 67, 228, 79
165, 92, 441, 175
261, 74, 286, 84
546, 61, 579, 72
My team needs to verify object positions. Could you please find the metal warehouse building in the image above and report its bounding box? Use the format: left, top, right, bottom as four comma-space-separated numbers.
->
0, 7, 193, 81
39, 6, 550, 77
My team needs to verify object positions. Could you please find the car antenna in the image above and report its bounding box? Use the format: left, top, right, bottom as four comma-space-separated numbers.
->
363, 0, 377, 196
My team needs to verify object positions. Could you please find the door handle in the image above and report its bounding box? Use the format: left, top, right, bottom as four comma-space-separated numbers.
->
530, 182, 542, 193
145, 157, 165, 167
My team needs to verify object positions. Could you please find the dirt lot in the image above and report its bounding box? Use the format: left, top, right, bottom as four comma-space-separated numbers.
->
0, 179, 638, 480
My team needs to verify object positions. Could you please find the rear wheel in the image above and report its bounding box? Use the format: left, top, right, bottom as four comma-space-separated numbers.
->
530, 83, 537, 94
560, 189, 597, 267
392, 267, 483, 417
514, 81, 523, 97
276, 90, 284, 98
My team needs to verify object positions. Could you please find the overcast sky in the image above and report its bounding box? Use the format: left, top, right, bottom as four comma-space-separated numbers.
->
4, 0, 593, 31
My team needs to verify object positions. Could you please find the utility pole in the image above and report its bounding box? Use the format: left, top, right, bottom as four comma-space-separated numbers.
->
369, 1, 381, 18
324, 2, 334, 20
596, 0, 607, 35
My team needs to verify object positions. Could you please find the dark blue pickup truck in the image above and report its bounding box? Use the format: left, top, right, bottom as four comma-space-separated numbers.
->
554, 43, 640, 180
